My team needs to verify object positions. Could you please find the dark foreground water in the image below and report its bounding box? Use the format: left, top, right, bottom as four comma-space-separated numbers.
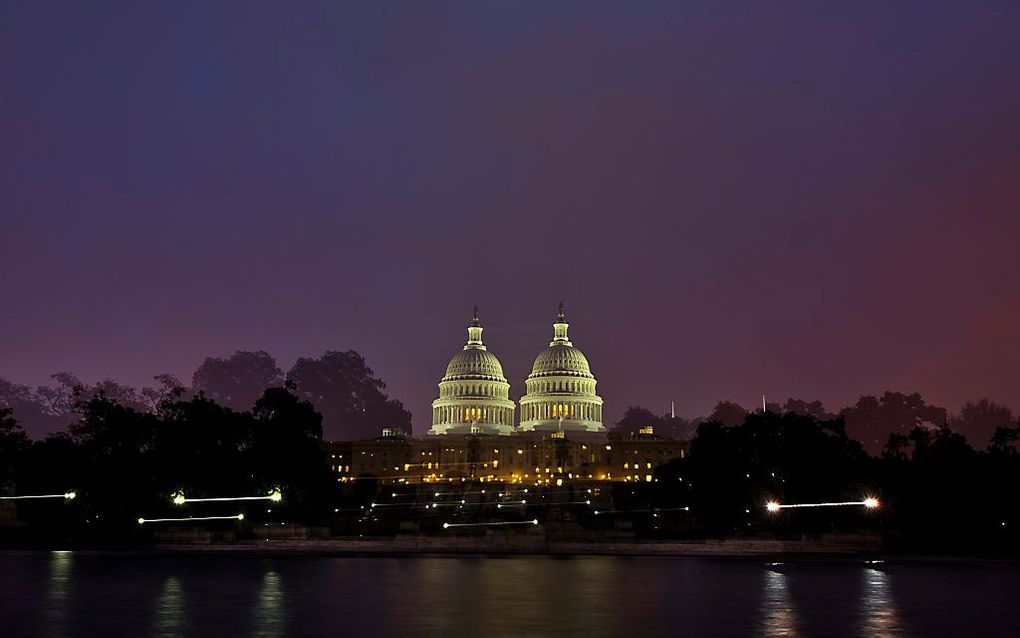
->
0, 552, 1017, 637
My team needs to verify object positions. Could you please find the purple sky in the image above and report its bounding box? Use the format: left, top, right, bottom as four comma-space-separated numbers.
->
2, 2, 1019, 434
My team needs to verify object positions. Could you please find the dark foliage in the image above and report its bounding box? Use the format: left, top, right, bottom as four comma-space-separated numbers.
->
4, 385, 337, 539
287, 350, 412, 440
192, 350, 285, 412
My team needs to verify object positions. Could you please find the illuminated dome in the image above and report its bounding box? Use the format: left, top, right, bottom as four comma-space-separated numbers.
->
530, 343, 593, 378
444, 347, 506, 380
428, 308, 516, 436
519, 304, 604, 434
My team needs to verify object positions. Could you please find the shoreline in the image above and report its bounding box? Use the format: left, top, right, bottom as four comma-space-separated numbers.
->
3, 538, 1017, 565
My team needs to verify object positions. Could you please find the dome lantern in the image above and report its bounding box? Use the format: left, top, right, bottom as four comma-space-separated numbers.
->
466, 305, 485, 349
551, 301, 571, 346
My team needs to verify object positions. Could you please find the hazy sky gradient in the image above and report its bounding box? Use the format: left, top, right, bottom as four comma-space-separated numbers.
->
2, 2, 1019, 434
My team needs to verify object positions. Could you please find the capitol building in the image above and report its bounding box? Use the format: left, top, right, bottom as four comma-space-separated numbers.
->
428, 305, 605, 437
330, 305, 688, 485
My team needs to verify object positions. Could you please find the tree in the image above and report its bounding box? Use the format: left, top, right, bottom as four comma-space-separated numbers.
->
841, 392, 947, 455
287, 350, 412, 440
35, 372, 83, 418
250, 386, 332, 520
663, 411, 870, 533
612, 406, 694, 440
88, 379, 148, 412
140, 374, 187, 415
951, 399, 1014, 448
775, 398, 834, 420
989, 424, 1020, 455
883, 432, 911, 461
0, 376, 55, 440
192, 351, 284, 411
0, 408, 28, 491
67, 394, 162, 528
613, 406, 661, 436
707, 401, 746, 427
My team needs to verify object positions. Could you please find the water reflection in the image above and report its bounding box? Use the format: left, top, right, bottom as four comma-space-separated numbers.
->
45, 551, 73, 638
862, 568, 903, 636
254, 569, 286, 637
153, 576, 184, 637
761, 569, 798, 636
5, 554, 1011, 637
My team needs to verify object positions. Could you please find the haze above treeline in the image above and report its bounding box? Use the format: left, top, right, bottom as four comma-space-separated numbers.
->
2, 349, 1017, 454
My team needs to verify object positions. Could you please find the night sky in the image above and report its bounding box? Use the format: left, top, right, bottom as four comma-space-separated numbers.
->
2, 2, 1019, 435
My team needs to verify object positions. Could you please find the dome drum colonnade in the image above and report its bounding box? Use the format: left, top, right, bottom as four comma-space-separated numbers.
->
429, 304, 604, 436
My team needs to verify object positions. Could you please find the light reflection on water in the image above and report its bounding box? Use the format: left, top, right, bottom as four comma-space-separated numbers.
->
153, 577, 184, 637
862, 568, 903, 636
45, 551, 73, 638
761, 569, 798, 636
0, 553, 1012, 637
254, 570, 285, 638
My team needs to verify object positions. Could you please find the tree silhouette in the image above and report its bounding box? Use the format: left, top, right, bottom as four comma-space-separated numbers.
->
707, 400, 747, 427
287, 350, 412, 440
192, 350, 284, 411
951, 399, 1014, 448
140, 374, 187, 415
0, 408, 28, 492
841, 392, 947, 454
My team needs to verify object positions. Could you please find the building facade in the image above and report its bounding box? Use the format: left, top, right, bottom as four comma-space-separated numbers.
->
327, 428, 687, 486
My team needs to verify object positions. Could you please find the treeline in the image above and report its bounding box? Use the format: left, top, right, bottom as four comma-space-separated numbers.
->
1, 387, 1019, 552
614, 393, 1018, 454
643, 410, 1020, 553
0, 385, 335, 537
0, 349, 411, 441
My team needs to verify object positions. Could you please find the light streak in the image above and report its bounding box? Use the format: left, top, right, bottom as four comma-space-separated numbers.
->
138, 514, 245, 524
443, 520, 539, 529
0, 492, 76, 501
766, 499, 880, 512
496, 500, 528, 508
431, 489, 490, 496
594, 506, 688, 515
172, 489, 282, 505
427, 501, 470, 508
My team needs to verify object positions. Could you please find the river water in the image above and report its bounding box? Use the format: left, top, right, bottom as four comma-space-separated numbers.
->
0, 552, 1016, 636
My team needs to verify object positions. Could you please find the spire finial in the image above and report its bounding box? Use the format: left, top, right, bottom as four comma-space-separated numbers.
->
557, 301, 565, 323
470, 305, 481, 327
